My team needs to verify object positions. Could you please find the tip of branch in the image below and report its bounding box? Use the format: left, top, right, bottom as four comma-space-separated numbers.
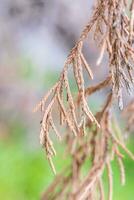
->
96, 59, 101, 66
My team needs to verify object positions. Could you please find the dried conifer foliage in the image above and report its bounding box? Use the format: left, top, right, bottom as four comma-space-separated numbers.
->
123, 99, 134, 136
34, 0, 134, 199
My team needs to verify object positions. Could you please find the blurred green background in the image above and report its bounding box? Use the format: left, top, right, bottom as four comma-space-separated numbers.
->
0, 120, 134, 200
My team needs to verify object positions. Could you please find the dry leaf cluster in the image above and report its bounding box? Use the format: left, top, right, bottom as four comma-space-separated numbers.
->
123, 99, 134, 136
34, 0, 134, 199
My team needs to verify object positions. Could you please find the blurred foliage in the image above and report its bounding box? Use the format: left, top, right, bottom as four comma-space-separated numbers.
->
19, 58, 36, 80
42, 70, 59, 87
0, 122, 134, 200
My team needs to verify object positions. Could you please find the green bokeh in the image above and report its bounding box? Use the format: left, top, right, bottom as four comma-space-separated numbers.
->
0, 127, 134, 200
